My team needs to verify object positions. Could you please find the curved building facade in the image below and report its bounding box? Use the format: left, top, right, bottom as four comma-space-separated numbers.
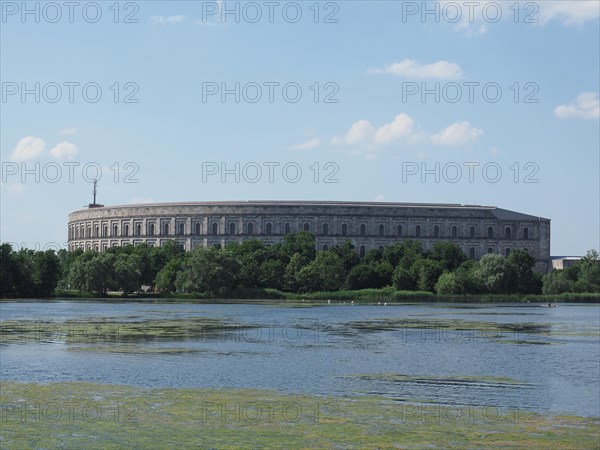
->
68, 200, 551, 272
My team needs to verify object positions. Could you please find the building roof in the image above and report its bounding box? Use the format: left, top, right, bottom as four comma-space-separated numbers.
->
70, 200, 550, 222
492, 208, 550, 221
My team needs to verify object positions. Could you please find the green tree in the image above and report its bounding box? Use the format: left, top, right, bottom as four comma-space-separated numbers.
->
56, 248, 82, 289
345, 264, 380, 290
32, 250, 60, 296
155, 257, 185, 293
175, 247, 240, 295
284, 253, 309, 292
542, 270, 573, 294
395, 241, 424, 271
430, 242, 467, 272
507, 249, 542, 294
413, 259, 445, 292
296, 252, 345, 292
329, 241, 360, 273
11, 249, 35, 297
0, 244, 15, 297
281, 232, 316, 261
114, 253, 143, 294
257, 259, 286, 290
475, 254, 517, 294
69, 252, 116, 295
392, 266, 415, 291
435, 272, 464, 295
573, 250, 600, 293
454, 260, 482, 294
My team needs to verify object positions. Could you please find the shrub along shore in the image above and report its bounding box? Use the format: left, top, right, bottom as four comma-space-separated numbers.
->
2, 233, 599, 301
32, 287, 599, 303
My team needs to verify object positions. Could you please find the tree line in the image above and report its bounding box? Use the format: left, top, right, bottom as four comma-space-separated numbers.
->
1, 233, 599, 298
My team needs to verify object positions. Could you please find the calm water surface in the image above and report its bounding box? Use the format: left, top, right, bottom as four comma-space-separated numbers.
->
1, 301, 599, 417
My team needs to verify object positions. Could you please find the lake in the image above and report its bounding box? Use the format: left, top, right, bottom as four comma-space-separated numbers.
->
1, 301, 599, 418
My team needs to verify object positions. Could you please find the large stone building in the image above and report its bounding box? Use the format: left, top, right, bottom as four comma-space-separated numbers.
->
68, 200, 551, 272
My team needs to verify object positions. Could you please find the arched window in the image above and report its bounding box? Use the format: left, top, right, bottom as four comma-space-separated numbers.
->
212, 223, 218, 235
341, 223, 348, 236
397, 225, 403, 237
179, 223, 185, 235
229, 223, 236, 235
303, 223, 310, 232
150, 224, 155, 236
136, 224, 141, 236
266, 223, 273, 235
505, 227, 511, 239
487, 247, 493, 254
103, 225, 108, 237
378, 245, 384, 252
124, 224, 129, 237
378, 224, 384, 237
113, 225, 118, 237
415, 225, 421, 238
285, 223, 291, 234
470, 226, 475, 238
87, 226, 91, 238
488, 227, 494, 239
452, 226, 457, 238
469, 247, 475, 259
94, 225, 99, 237
523, 227, 529, 240
360, 224, 366, 236
359, 245, 366, 257
505, 248, 511, 257
434, 225, 439, 238
323, 223, 329, 236
247, 223, 254, 235
323, 244, 328, 251
163, 223, 169, 236
195, 223, 201, 235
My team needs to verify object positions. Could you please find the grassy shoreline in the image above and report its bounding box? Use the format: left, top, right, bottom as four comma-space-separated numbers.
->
1, 381, 598, 449
2, 287, 599, 303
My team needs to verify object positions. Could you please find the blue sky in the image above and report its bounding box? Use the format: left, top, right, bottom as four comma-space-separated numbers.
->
1, 1, 599, 256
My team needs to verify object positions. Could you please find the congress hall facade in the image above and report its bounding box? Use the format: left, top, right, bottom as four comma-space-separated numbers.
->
67, 200, 551, 272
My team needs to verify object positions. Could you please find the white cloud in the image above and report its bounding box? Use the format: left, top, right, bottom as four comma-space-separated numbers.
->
331, 120, 375, 146
9, 137, 46, 161
554, 92, 600, 120
50, 141, 79, 160
452, 22, 487, 37
151, 15, 184, 25
538, 1, 600, 25
59, 127, 78, 136
373, 194, 386, 201
332, 114, 483, 154
368, 59, 463, 79
431, 121, 483, 146
290, 138, 321, 151
3, 182, 25, 195
437, 0, 597, 36
375, 113, 416, 144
